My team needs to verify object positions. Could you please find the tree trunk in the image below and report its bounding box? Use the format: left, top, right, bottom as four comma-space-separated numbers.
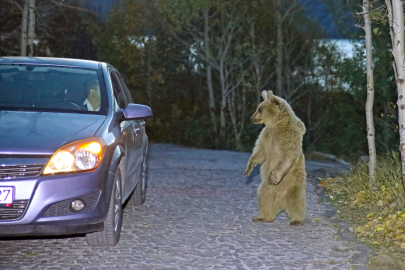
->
219, 58, 227, 146
27, 0, 35, 56
228, 52, 246, 152
227, 87, 245, 152
203, 8, 219, 148
253, 59, 261, 106
389, 0, 405, 191
20, 1, 28, 56
386, 0, 395, 45
249, 22, 261, 106
285, 46, 291, 102
306, 88, 312, 146
146, 39, 153, 107
363, 0, 377, 189
275, 0, 283, 97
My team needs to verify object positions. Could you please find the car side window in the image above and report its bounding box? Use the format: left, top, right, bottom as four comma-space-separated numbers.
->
110, 72, 128, 109
115, 72, 133, 104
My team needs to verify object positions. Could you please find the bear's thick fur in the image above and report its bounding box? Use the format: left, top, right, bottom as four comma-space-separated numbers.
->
245, 90, 306, 225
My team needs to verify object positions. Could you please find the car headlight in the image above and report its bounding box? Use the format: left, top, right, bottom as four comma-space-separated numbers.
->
43, 137, 106, 175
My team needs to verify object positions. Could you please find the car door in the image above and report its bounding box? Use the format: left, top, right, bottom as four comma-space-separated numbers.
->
110, 71, 136, 199
113, 72, 142, 196
115, 73, 144, 166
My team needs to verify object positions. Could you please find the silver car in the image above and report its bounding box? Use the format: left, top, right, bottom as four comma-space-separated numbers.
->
0, 57, 152, 246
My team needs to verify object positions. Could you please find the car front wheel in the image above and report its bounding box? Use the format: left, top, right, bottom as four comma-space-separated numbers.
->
86, 167, 123, 246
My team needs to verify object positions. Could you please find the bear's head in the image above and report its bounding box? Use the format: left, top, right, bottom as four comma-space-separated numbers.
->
250, 90, 286, 126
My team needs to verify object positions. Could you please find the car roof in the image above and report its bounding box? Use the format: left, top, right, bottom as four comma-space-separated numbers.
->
0, 57, 103, 70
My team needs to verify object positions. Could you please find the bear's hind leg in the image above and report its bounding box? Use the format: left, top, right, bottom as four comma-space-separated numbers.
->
253, 184, 281, 222
285, 185, 306, 226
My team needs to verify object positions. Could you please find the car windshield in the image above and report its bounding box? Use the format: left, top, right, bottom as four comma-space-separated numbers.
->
0, 64, 107, 114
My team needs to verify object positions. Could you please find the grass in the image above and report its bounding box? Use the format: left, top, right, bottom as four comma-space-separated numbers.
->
321, 152, 405, 269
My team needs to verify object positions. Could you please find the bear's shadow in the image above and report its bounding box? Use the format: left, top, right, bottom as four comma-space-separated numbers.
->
245, 166, 260, 185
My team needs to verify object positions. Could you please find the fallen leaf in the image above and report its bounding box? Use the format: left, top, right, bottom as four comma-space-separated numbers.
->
377, 200, 384, 206
25, 252, 37, 257
401, 243, 405, 249
372, 241, 380, 245
376, 226, 385, 232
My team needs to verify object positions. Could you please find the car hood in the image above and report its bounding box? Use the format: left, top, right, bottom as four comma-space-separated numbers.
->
0, 111, 107, 156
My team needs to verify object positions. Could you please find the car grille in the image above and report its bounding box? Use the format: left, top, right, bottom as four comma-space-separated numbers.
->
0, 164, 44, 180
0, 200, 29, 220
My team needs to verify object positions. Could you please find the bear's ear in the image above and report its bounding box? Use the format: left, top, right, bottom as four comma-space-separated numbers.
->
267, 90, 274, 100
262, 90, 269, 101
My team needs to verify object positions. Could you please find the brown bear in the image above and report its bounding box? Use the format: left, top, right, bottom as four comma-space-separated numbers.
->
245, 90, 306, 226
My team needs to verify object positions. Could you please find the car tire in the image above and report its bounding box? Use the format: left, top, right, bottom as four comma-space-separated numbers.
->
128, 144, 148, 206
86, 167, 123, 247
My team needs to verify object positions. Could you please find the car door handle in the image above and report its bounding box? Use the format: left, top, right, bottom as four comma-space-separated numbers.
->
135, 127, 140, 135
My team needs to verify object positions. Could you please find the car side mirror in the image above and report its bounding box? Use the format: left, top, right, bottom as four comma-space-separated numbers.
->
121, 104, 153, 121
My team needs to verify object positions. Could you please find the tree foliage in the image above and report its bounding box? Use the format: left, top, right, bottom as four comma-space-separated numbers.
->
1, 0, 401, 160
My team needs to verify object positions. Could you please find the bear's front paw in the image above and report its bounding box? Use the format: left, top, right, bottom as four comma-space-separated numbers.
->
244, 164, 254, 176
267, 172, 281, 185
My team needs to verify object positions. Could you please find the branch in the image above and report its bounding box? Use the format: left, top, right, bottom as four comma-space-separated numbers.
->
51, 0, 98, 15
224, 55, 251, 83
6, 0, 24, 11
281, 0, 301, 23
225, 62, 252, 96
0, 25, 21, 41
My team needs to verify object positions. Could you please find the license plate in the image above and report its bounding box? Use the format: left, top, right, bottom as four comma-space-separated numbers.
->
0, 187, 13, 204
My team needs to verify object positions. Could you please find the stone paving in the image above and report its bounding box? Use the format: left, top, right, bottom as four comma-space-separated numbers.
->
0, 143, 372, 270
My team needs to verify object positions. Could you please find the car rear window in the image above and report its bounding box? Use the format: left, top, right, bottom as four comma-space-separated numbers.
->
0, 64, 107, 114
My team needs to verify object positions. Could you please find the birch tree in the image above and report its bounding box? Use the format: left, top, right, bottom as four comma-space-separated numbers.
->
249, 21, 275, 106
263, 0, 301, 98
20, 1, 28, 56
361, 0, 377, 189
275, 0, 283, 97
0, 0, 97, 56
215, 3, 251, 144
203, 8, 218, 146
27, 0, 35, 56
386, 0, 405, 191
20, 0, 35, 56
161, 0, 251, 147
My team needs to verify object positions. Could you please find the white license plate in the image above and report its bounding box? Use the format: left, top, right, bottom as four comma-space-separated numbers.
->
0, 187, 13, 204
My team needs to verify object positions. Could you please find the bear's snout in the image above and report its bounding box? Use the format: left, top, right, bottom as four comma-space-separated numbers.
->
251, 114, 260, 124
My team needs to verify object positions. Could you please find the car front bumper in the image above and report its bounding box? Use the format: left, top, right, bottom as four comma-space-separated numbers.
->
0, 166, 115, 236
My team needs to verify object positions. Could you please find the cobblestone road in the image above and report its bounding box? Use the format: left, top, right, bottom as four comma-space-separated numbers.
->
0, 144, 372, 270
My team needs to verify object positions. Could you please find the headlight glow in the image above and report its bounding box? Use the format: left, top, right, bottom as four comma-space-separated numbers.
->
43, 138, 105, 175
85, 142, 102, 154
54, 151, 75, 171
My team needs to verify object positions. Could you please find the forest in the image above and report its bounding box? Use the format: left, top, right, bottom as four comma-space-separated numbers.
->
0, 0, 399, 161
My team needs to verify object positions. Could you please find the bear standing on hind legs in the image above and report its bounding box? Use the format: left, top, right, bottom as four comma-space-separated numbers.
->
245, 90, 307, 226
